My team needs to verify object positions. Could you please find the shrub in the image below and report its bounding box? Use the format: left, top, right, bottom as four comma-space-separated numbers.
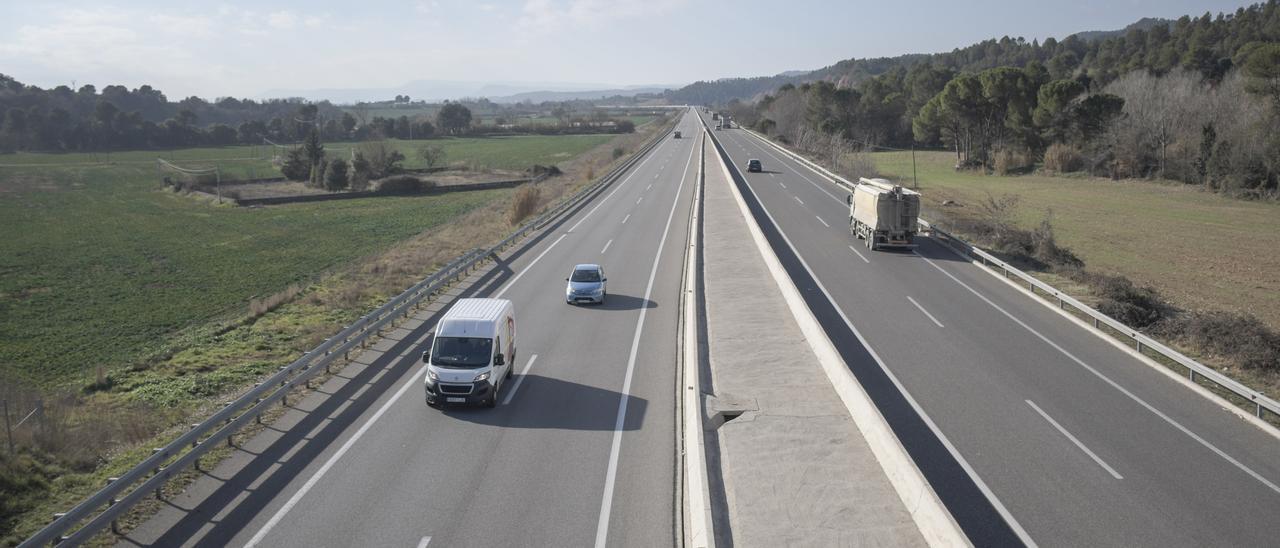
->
1043, 143, 1084, 173
993, 148, 1033, 176
509, 184, 541, 225
1161, 311, 1280, 372
280, 148, 310, 181
1072, 271, 1164, 328
376, 175, 435, 194
612, 147, 625, 160
325, 158, 349, 191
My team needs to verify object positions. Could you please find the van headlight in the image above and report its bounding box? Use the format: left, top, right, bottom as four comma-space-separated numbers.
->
427, 369, 438, 382
474, 371, 491, 382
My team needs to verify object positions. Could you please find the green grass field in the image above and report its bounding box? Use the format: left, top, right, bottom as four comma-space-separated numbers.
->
871, 151, 1280, 329
0, 134, 614, 388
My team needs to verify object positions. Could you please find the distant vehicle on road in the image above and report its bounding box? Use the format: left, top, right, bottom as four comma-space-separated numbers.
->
746, 159, 762, 172
424, 298, 515, 408
565, 264, 607, 305
715, 123, 722, 130
674, 130, 682, 139
848, 177, 920, 250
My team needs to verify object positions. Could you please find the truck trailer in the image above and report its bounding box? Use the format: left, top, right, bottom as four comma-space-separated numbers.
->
847, 178, 920, 250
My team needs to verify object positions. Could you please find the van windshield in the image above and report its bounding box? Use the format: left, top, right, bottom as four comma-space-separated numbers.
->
430, 337, 492, 368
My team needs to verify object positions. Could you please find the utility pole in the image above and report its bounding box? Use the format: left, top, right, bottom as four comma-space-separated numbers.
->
911, 143, 919, 189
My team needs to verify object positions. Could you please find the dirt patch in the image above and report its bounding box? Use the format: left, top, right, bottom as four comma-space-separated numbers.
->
0, 172, 61, 194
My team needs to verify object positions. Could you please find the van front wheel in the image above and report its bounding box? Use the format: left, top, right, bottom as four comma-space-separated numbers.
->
485, 382, 499, 408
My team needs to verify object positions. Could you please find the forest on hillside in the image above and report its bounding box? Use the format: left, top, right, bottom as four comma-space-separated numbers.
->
721, 0, 1280, 197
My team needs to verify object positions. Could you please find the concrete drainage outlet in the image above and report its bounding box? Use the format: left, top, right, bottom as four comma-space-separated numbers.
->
705, 393, 758, 429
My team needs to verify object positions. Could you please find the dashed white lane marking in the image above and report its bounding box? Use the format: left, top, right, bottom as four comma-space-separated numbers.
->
815, 215, 829, 228
636, 197, 643, 205
417, 536, 432, 548
917, 251, 1280, 495
793, 196, 804, 205
906, 296, 945, 328
847, 245, 870, 264
1027, 400, 1123, 480
601, 239, 613, 254
622, 214, 630, 224
501, 355, 538, 406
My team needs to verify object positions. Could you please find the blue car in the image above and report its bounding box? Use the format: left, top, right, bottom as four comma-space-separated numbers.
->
565, 264, 607, 305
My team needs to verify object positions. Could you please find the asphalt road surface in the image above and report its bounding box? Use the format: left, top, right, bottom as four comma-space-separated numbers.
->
130, 110, 700, 548
706, 116, 1280, 547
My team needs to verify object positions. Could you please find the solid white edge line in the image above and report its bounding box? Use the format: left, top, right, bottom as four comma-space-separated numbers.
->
815, 215, 830, 228
246, 124, 676, 546
906, 296, 945, 328
1025, 400, 1123, 480
246, 363, 430, 547
601, 239, 613, 254
708, 134, 981, 547
594, 128, 697, 548
915, 252, 1280, 495
847, 245, 870, 264
500, 354, 538, 406
682, 129, 713, 548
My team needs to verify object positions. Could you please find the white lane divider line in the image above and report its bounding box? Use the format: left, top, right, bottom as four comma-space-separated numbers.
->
779, 182, 787, 189
793, 196, 804, 205
622, 214, 630, 224
916, 251, 1280, 495
246, 360, 431, 547
1027, 400, 1123, 479
569, 138, 669, 233
495, 233, 568, 299
636, 197, 643, 205
501, 354, 538, 406
417, 536, 432, 548
601, 239, 613, 254
906, 296, 945, 328
847, 245, 870, 264
646, 183, 653, 191
815, 215, 830, 228
595, 129, 696, 548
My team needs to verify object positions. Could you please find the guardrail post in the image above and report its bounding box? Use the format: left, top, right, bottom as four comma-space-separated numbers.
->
106, 477, 121, 534
1258, 402, 1264, 418
190, 424, 201, 471
1093, 317, 1099, 329
1136, 340, 1143, 353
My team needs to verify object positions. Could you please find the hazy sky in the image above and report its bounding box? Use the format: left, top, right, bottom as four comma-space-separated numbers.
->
0, 0, 1260, 99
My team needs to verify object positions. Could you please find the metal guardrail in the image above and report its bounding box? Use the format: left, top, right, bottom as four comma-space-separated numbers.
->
21, 117, 678, 548
737, 125, 1280, 425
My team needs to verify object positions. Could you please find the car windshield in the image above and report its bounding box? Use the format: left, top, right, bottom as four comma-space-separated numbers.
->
430, 337, 492, 368
571, 269, 601, 282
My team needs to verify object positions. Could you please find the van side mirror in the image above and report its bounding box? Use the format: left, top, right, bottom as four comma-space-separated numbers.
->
422, 351, 430, 363
846, 195, 852, 205
493, 353, 505, 366
603, 277, 607, 281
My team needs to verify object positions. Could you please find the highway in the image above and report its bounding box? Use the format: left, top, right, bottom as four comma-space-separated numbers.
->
704, 114, 1280, 547
128, 111, 700, 547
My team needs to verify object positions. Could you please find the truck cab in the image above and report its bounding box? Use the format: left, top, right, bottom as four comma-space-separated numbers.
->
424, 298, 516, 408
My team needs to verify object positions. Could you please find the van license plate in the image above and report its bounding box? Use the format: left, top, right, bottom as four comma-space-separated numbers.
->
447, 397, 465, 403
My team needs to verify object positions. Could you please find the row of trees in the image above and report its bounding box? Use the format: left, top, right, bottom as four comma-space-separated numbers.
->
731, 2, 1280, 196
676, 1, 1280, 104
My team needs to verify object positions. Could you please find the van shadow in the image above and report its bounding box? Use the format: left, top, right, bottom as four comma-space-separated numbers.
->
443, 374, 646, 431
568, 292, 655, 312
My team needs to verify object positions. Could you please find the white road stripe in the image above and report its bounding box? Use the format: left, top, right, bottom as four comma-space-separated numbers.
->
601, 239, 613, 254
793, 196, 804, 205
500, 354, 538, 406
569, 138, 668, 233
621, 214, 630, 224
815, 215, 830, 228
916, 251, 1280, 495
779, 182, 787, 189
416, 536, 432, 548
1026, 400, 1123, 479
646, 183, 652, 191
847, 245, 870, 264
636, 197, 643, 205
742, 136, 844, 205
495, 233, 568, 299
594, 130, 696, 548
906, 296, 944, 328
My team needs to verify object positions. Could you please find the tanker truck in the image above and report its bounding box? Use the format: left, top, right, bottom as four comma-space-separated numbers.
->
847, 178, 920, 250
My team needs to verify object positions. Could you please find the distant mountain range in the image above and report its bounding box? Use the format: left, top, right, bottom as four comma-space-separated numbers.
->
260, 80, 679, 104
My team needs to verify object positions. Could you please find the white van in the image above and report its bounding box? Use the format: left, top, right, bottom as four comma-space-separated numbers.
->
423, 298, 515, 408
